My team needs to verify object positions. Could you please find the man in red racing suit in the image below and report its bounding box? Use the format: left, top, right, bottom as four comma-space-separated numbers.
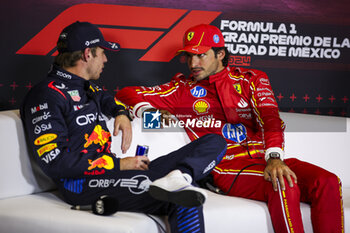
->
116, 24, 344, 233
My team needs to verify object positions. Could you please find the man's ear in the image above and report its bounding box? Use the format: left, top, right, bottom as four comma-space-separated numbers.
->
217, 49, 225, 61
82, 48, 91, 62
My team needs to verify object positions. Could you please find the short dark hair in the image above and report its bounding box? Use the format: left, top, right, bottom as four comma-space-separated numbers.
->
54, 45, 97, 68
212, 47, 229, 67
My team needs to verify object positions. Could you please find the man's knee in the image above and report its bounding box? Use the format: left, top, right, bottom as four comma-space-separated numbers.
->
201, 134, 227, 150
267, 177, 301, 201
317, 171, 342, 193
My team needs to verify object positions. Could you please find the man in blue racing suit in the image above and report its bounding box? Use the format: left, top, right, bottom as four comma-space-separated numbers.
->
20, 21, 227, 233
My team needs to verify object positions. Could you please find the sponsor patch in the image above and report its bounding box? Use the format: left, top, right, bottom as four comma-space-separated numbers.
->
54, 83, 67, 90
190, 86, 207, 98
213, 34, 220, 43
88, 175, 151, 195
31, 103, 48, 114
76, 112, 105, 126
67, 90, 81, 102
84, 125, 111, 148
73, 104, 84, 111
238, 98, 248, 108
61, 178, 85, 194
34, 133, 57, 145
32, 112, 51, 124
260, 78, 270, 86
222, 123, 247, 143
34, 123, 52, 134
193, 99, 210, 115
37, 143, 57, 157
238, 113, 252, 120
88, 155, 114, 170
56, 70, 72, 79
42, 148, 60, 164
203, 160, 216, 174
187, 32, 194, 41
233, 84, 242, 94
85, 38, 100, 46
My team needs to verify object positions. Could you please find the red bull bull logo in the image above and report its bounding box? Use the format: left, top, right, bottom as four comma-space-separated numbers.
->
88, 155, 114, 170
84, 125, 111, 148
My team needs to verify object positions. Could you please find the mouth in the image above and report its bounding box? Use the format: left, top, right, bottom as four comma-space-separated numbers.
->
191, 68, 203, 76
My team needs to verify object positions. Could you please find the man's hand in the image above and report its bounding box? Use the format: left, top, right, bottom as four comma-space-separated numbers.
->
159, 109, 176, 126
264, 159, 297, 191
113, 114, 132, 154
120, 156, 150, 170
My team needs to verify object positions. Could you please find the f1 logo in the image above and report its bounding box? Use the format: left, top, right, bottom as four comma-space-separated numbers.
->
16, 4, 221, 62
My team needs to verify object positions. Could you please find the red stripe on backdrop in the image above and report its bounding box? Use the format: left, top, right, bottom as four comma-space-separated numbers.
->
16, 3, 186, 55
140, 10, 222, 62
101, 28, 164, 50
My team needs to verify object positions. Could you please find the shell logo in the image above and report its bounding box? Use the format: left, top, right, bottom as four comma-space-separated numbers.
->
193, 99, 210, 115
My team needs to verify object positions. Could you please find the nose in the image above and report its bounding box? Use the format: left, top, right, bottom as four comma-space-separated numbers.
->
188, 55, 200, 68
103, 53, 108, 63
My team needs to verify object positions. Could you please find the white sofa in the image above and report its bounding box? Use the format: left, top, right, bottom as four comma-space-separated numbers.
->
0, 109, 349, 233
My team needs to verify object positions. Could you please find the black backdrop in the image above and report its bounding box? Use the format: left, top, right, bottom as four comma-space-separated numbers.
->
1, 0, 349, 117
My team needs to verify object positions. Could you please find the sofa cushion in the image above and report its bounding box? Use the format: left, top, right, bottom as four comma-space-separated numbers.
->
0, 191, 166, 233
0, 110, 55, 200
0, 188, 348, 232
1, 109, 350, 232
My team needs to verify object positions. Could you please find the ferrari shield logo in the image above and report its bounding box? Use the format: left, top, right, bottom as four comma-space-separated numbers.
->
187, 32, 194, 41
233, 84, 242, 94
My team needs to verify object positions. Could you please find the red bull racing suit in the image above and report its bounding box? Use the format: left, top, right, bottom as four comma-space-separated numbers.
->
116, 66, 344, 233
21, 64, 227, 233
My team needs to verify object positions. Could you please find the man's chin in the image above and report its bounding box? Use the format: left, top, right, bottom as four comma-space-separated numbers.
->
193, 75, 208, 81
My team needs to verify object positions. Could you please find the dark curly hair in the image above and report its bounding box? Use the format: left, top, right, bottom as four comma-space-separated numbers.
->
212, 47, 229, 67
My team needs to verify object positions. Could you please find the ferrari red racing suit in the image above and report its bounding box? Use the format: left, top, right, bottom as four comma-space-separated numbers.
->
116, 66, 344, 233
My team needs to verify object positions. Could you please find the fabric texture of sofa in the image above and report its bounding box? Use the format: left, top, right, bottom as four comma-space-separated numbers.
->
0, 109, 349, 232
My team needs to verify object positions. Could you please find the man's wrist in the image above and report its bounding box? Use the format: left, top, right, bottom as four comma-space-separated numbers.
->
265, 147, 284, 162
116, 109, 132, 121
133, 102, 154, 118
268, 152, 281, 159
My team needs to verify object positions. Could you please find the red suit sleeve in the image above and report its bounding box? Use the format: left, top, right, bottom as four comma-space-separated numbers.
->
248, 70, 285, 157
115, 73, 186, 118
